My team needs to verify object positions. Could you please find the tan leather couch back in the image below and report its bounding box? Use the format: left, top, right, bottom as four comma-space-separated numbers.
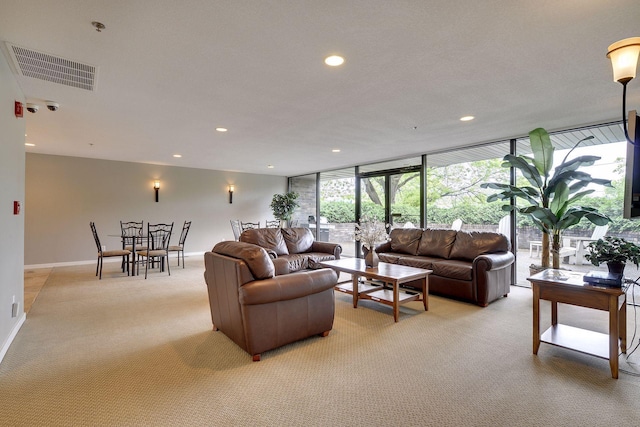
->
240, 228, 289, 255
449, 230, 510, 261
281, 227, 314, 253
417, 229, 458, 258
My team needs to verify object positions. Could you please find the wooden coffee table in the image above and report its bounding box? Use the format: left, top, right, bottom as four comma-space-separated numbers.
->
320, 258, 431, 322
527, 269, 627, 379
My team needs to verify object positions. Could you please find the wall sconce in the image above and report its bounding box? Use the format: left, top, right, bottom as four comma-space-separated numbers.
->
154, 180, 160, 202
228, 185, 234, 204
607, 37, 640, 145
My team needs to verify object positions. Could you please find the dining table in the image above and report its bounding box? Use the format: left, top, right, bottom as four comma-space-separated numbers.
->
109, 234, 161, 276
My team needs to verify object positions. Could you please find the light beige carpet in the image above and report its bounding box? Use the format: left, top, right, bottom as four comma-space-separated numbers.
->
1, 258, 640, 426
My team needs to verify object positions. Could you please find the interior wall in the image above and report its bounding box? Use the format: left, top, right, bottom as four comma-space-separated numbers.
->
0, 50, 26, 360
25, 153, 287, 265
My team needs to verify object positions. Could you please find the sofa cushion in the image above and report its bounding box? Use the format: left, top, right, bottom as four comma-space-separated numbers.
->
212, 241, 275, 279
240, 228, 289, 256
281, 227, 314, 254
395, 255, 439, 270
378, 252, 402, 264
431, 259, 473, 281
389, 228, 424, 255
417, 229, 457, 259
449, 231, 509, 261
277, 253, 310, 272
306, 252, 337, 268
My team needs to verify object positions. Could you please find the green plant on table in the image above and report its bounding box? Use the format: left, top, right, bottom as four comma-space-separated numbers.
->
585, 236, 640, 268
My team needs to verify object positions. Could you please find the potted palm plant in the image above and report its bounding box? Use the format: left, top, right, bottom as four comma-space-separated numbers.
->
481, 127, 611, 271
585, 236, 640, 275
270, 191, 299, 227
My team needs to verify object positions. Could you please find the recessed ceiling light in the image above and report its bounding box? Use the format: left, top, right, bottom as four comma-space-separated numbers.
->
267, 165, 274, 169
25, 143, 35, 147
215, 127, 228, 132
173, 154, 182, 158
460, 116, 475, 122
332, 149, 341, 153
324, 55, 345, 66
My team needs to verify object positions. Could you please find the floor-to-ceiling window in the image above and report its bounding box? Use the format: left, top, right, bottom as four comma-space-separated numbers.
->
289, 173, 317, 234
513, 123, 630, 286
425, 143, 511, 231
319, 168, 357, 257
288, 121, 637, 288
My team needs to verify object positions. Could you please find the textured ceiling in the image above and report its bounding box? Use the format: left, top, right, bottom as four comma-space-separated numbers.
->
1, 0, 639, 177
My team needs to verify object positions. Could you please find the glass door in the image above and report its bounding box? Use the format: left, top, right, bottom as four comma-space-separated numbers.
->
359, 170, 420, 229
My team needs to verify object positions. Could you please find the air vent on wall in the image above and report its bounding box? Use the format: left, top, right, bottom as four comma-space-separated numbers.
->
6, 43, 96, 91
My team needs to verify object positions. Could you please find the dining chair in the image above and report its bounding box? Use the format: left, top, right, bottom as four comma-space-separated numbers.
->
169, 220, 191, 268
120, 221, 145, 271
230, 220, 242, 241
265, 220, 280, 228
90, 222, 131, 279
240, 221, 260, 231
137, 222, 174, 279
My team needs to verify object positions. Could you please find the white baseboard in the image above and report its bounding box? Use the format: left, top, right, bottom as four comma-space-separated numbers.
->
0, 312, 26, 365
24, 252, 205, 270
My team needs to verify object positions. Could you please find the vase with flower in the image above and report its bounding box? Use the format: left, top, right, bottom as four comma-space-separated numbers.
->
354, 215, 389, 268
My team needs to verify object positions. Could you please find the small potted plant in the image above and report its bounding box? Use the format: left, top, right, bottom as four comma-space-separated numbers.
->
585, 236, 640, 275
270, 191, 299, 227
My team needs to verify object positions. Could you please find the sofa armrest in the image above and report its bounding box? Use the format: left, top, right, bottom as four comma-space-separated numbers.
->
473, 252, 515, 271
239, 268, 338, 305
473, 252, 515, 306
310, 241, 342, 259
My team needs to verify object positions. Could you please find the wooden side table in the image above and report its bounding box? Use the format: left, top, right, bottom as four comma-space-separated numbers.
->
528, 269, 626, 379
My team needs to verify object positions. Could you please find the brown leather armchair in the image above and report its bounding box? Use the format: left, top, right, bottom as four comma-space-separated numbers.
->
204, 241, 337, 361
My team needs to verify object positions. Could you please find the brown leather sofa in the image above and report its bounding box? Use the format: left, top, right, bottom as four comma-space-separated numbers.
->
240, 227, 342, 272
204, 241, 338, 361
372, 228, 514, 306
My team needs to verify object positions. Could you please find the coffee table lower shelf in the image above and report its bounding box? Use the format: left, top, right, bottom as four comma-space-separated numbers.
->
335, 281, 424, 314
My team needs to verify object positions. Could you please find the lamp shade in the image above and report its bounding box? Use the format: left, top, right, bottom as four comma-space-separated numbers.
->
607, 37, 640, 83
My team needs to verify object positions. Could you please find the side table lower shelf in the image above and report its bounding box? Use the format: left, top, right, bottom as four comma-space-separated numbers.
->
541, 324, 610, 359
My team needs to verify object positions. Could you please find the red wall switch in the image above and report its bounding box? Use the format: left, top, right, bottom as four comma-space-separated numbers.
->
15, 101, 23, 118
14, 201, 20, 215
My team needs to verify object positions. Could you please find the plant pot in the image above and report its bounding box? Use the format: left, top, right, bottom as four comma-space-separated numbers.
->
607, 261, 625, 276
365, 249, 379, 268
529, 264, 547, 276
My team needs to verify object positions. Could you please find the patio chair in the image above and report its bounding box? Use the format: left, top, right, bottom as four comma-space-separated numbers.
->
566, 224, 610, 265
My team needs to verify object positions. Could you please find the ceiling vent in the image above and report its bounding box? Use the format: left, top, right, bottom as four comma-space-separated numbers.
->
6, 43, 97, 91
